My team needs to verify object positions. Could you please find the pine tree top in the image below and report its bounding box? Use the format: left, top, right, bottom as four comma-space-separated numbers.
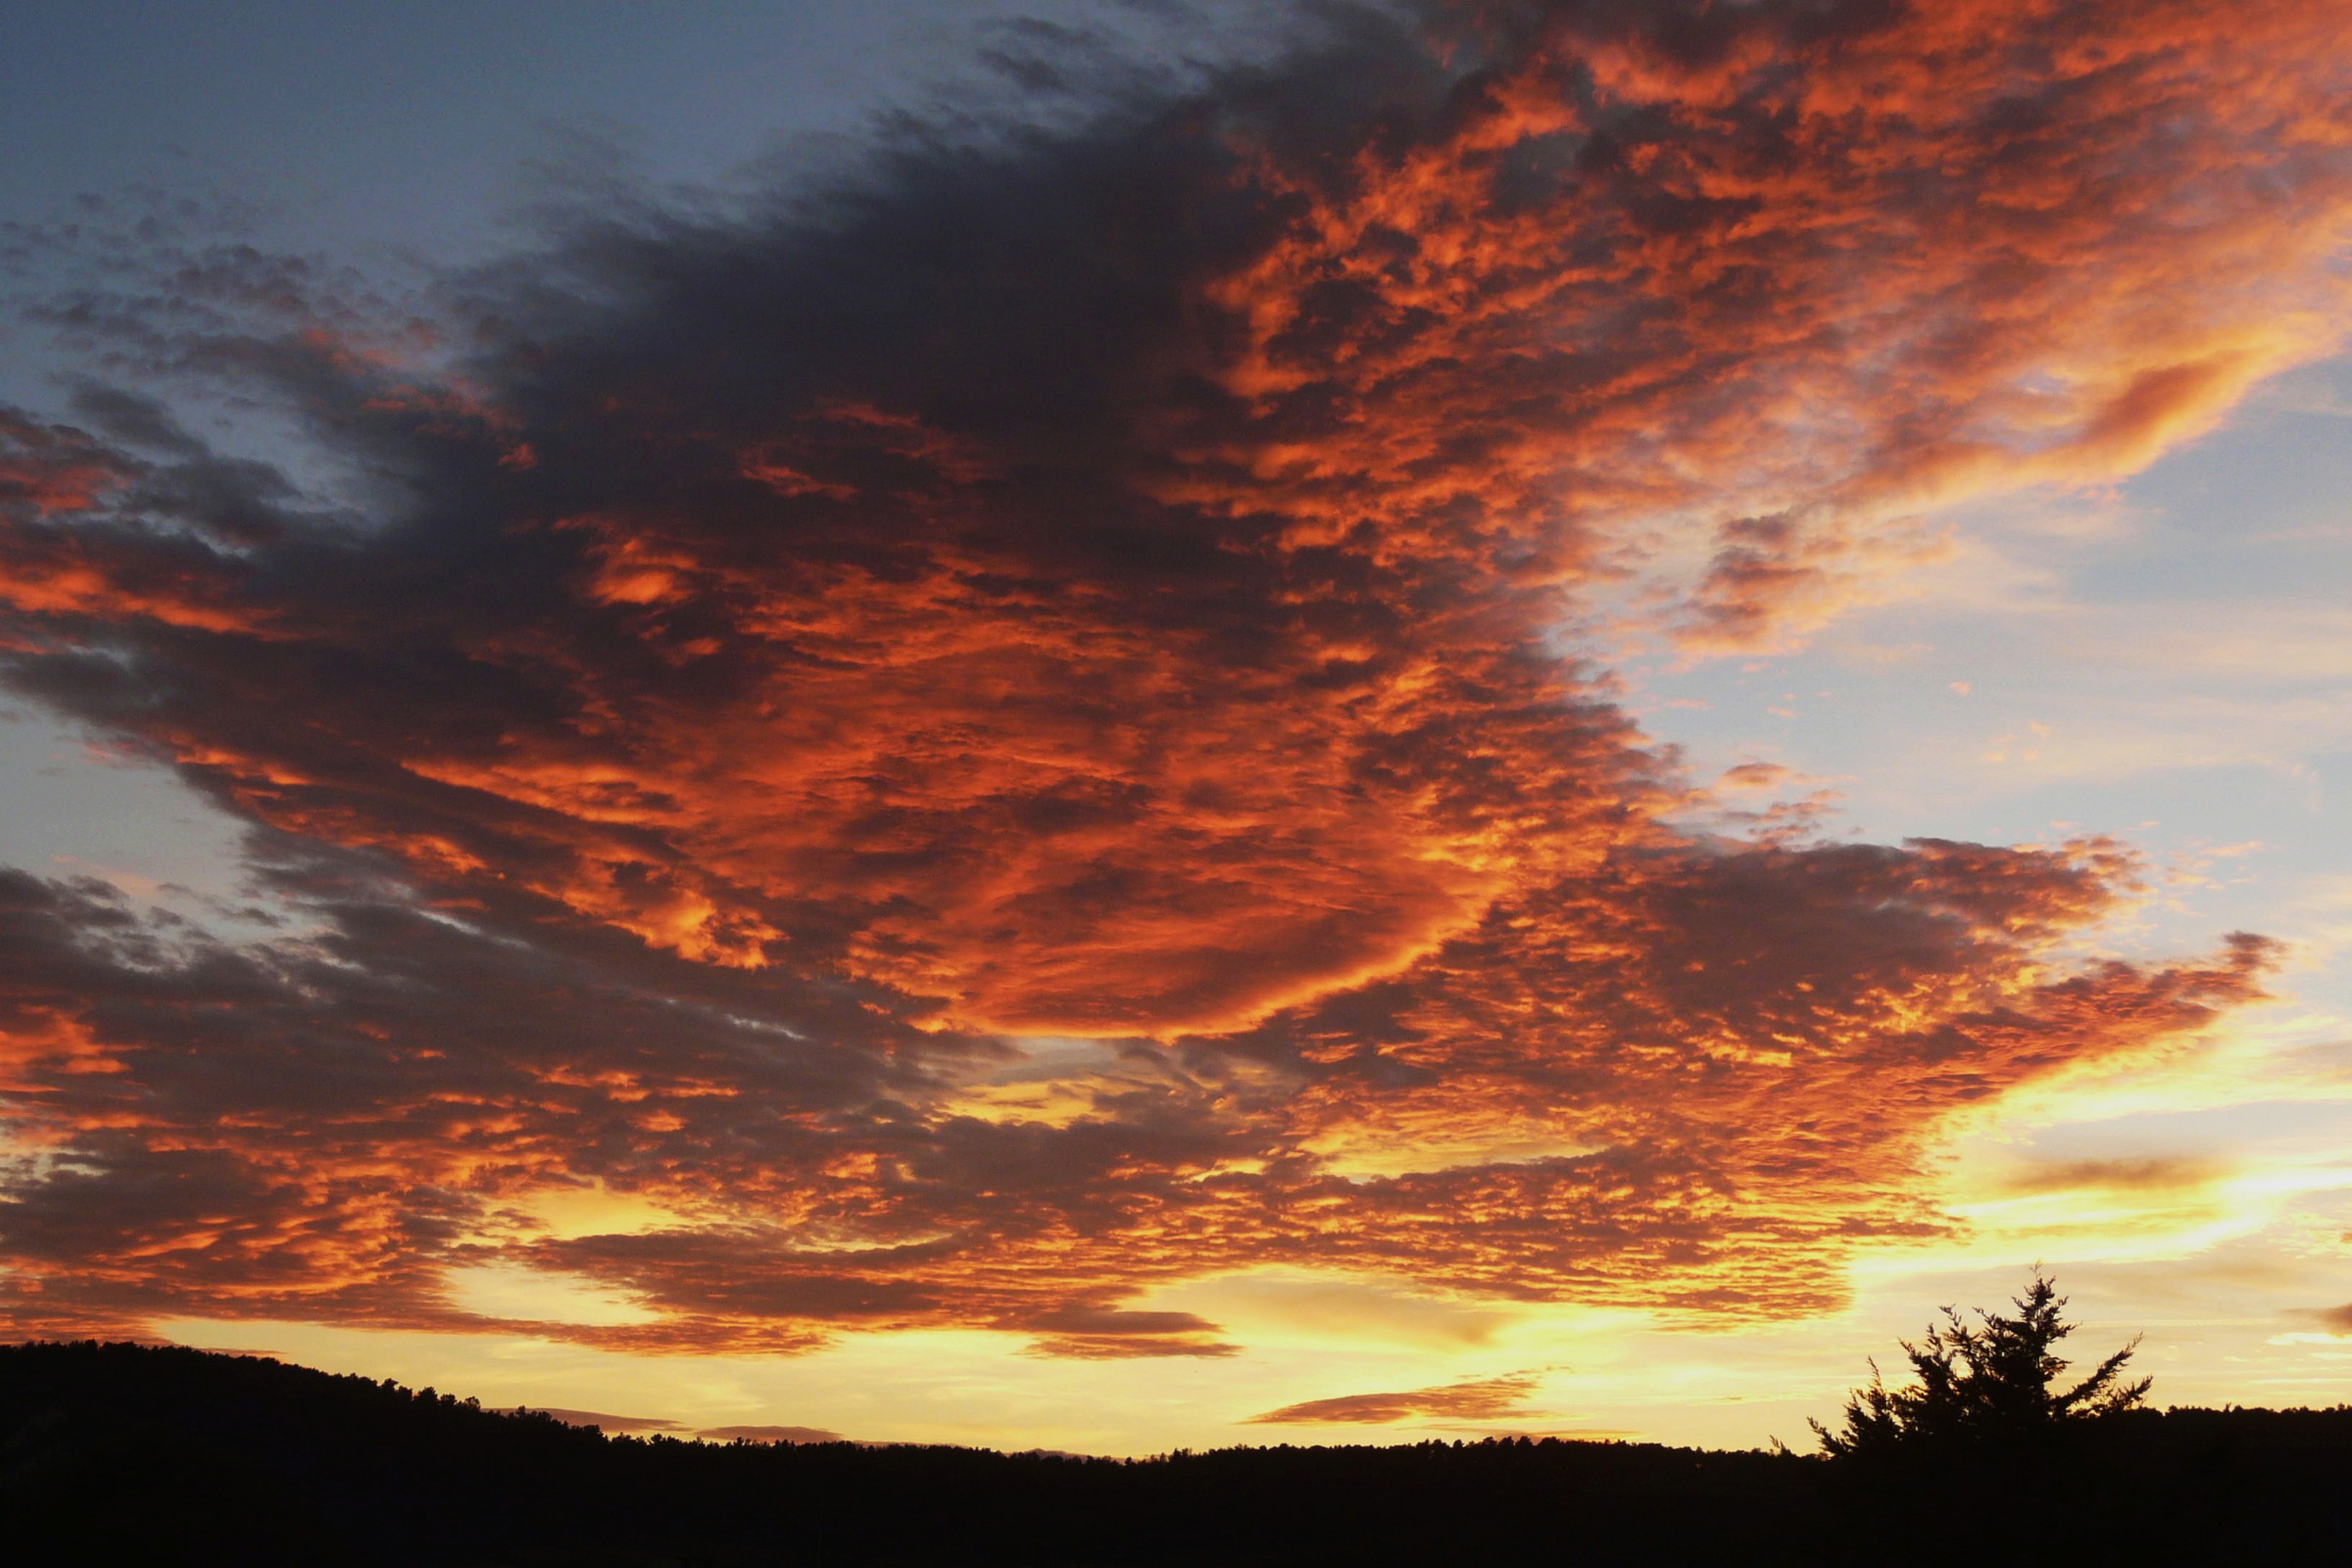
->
1811, 1273, 2151, 1459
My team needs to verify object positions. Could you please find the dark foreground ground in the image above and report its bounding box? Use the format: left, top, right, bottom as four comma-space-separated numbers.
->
6, 1342, 2352, 1566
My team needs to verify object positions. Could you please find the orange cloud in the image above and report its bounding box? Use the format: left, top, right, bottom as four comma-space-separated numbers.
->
0, 0, 2341, 1354
1248, 1373, 1544, 1426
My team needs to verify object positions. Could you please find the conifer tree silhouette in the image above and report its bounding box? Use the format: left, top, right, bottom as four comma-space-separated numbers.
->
1812, 1273, 2150, 1458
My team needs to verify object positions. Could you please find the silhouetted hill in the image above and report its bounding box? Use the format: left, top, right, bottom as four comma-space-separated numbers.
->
6, 1341, 2351, 1565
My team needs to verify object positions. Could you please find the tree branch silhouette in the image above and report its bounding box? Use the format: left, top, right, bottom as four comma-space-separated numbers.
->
1812, 1273, 2151, 1459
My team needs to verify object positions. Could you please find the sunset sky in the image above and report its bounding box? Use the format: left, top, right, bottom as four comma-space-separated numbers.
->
4, 0, 2352, 1454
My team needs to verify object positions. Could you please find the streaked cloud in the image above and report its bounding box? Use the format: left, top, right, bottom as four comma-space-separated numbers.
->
2292, 1303, 2352, 1337
1246, 1372, 1544, 1426
1999, 1157, 2226, 1198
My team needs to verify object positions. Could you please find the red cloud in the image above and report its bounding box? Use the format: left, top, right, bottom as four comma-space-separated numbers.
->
0, 0, 2339, 1353
0, 412, 124, 515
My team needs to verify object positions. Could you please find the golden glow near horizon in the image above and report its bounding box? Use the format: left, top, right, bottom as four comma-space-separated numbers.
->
5, 0, 2352, 1453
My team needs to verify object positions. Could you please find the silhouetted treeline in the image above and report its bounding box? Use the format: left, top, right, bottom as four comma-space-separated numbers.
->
6, 1341, 2351, 1566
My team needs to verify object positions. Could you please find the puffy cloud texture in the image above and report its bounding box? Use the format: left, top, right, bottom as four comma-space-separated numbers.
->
0, 0, 2344, 1353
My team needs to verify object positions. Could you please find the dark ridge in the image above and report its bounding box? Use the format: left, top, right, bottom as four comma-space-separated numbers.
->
6, 1340, 2352, 1565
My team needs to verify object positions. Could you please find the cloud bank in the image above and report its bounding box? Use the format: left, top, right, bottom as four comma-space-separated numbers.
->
1, 0, 2344, 1355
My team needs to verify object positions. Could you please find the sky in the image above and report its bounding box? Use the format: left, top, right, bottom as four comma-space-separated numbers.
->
2, 0, 2351, 1454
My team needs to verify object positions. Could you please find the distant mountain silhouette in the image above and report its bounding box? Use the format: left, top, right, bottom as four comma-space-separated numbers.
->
694, 1423, 850, 1445
6, 1340, 2352, 1565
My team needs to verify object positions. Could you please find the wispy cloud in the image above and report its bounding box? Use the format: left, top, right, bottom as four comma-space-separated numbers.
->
1247, 1372, 1545, 1426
